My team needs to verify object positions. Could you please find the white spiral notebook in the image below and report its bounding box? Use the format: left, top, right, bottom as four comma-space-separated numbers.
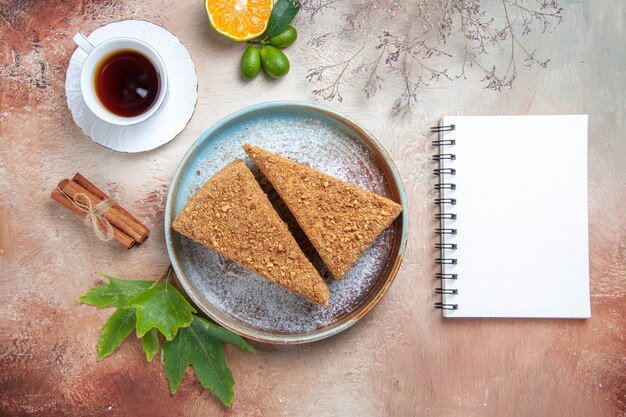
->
432, 115, 590, 318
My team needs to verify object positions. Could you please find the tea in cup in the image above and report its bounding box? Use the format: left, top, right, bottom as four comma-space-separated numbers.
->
73, 33, 168, 126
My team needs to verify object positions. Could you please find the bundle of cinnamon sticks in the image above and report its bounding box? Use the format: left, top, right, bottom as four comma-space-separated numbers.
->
51, 173, 149, 249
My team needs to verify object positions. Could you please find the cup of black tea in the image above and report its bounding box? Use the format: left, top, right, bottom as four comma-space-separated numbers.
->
73, 33, 168, 126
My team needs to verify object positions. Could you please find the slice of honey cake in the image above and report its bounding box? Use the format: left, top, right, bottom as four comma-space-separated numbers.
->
244, 145, 402, 280
172, 160, 330, 306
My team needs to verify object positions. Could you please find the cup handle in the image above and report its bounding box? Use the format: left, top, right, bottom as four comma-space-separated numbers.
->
73, 32, 95, 54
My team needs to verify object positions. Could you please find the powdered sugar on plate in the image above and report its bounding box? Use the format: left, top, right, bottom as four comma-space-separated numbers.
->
170, 110, 399, 335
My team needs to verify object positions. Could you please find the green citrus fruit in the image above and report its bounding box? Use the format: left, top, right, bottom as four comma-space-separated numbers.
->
241, 46, 261, 79
268, 26, 298, 48
260, 45, 290, 78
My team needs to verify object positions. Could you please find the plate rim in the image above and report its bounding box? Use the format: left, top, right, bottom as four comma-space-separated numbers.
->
165, 101, 408, 344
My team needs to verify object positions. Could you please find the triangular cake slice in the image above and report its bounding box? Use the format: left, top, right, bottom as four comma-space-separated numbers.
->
244, 145, 402, 280
172, 160, 330, 306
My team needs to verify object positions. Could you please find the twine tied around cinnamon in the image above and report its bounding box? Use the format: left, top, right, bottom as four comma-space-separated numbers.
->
56, 187, 118, 241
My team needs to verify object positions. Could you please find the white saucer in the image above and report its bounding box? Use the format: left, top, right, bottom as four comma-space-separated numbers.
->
65, 20, 198, 153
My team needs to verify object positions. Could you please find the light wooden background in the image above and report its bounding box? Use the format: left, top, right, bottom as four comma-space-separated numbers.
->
0, 1, 624, 416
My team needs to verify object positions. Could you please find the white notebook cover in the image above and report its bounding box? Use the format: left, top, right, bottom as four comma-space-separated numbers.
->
438, 115, 590, 318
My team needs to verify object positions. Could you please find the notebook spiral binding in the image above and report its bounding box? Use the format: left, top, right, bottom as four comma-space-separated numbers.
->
431, 123, 458, 311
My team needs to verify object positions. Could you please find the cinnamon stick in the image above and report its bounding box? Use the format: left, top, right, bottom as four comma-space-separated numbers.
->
51, 187, 135, 249
59, 180, 147, 243
72, 172, 149, 242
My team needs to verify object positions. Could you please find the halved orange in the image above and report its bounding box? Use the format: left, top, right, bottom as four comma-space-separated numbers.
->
205, 0, 273, 41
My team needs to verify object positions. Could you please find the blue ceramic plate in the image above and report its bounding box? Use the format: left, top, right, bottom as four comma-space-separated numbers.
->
165, 102, 407, 344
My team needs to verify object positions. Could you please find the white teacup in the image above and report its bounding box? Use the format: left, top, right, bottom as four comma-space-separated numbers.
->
73, 33, 168, 126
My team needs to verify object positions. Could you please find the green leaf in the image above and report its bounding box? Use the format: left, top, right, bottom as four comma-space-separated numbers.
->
78, 273, 154, 307
141, 329, 159, 362
162, 315, 235, 406
264, 0, 300, 38
125, 283, 196, 341
80, 272, 253, 405
98, 308, 136, 360
200, 317, 254, 352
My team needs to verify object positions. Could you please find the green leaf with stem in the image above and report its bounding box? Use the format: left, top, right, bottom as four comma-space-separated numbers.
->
162, 315, 237, 406
125, 282, 196, 341
80, 270, 253, 406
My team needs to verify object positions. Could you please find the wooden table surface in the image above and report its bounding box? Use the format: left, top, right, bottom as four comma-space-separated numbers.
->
1, 1, 624, 416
